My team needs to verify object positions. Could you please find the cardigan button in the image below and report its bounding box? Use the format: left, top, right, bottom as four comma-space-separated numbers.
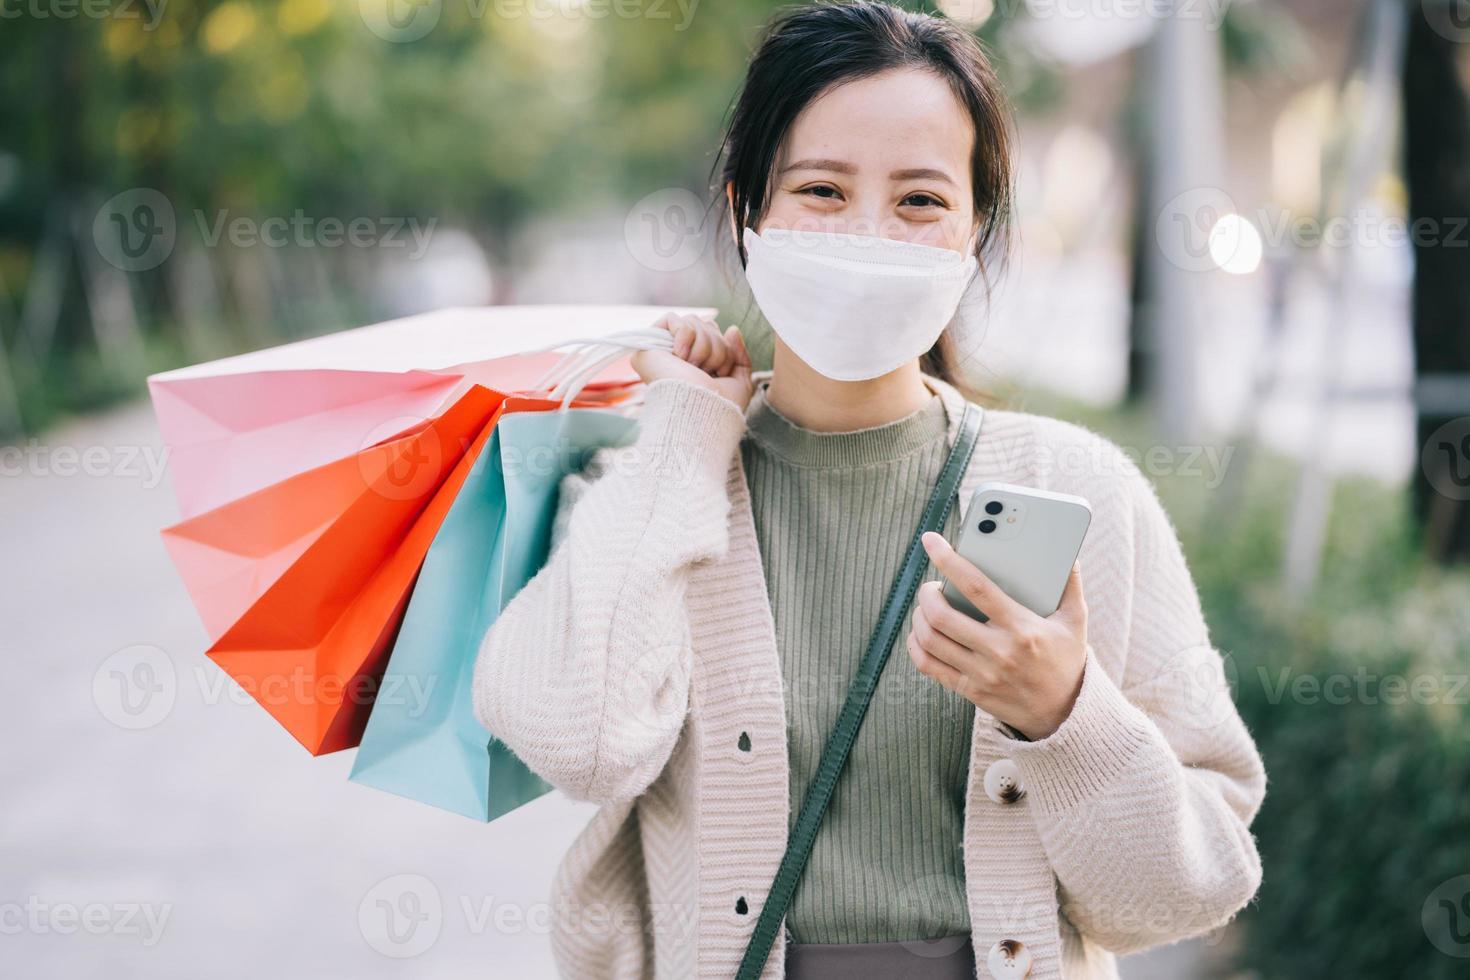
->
736, 730, 755, 764
986, 938, 1032, 978
983, 759, 1026, 805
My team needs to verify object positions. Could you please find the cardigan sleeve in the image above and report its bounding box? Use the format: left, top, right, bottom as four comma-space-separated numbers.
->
1005, 465, 1267, 954
472, 378, 747, 805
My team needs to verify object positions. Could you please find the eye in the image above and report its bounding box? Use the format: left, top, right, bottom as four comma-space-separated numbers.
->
901, 192, 946, 208
798, 184, 843, 201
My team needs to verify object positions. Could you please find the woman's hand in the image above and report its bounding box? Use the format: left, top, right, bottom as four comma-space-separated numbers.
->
907, 531, 1089, 740
630, 312, 754, 412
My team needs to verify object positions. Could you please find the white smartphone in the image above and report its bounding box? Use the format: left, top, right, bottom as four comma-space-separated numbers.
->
939, 481, 1092, 622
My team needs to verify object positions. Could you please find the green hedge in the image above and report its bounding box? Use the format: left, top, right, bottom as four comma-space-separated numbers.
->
1028, 391, 1470, 976
1050, 389, 1470, 978
1188, 471, 1470, 978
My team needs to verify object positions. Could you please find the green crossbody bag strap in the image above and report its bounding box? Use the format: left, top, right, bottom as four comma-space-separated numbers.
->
735, 400, 984, 980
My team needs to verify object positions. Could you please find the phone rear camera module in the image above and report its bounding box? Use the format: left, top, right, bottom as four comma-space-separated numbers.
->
984, 500, 1004, 516
978, 519, 997, 534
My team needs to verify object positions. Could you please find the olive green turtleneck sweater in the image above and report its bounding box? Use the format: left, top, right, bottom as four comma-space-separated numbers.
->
739, 379, 975, 945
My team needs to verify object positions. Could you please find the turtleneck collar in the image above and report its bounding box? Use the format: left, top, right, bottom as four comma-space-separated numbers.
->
742, 375, 948, 468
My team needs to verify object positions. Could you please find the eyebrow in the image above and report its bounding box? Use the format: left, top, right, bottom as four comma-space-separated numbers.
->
780, 158, 857, 175
890, 167, 956, 185
779, 159, 957, 185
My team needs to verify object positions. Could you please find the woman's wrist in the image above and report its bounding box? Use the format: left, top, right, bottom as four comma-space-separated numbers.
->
1005, 657, 1087, 740
633, 378, 748, 488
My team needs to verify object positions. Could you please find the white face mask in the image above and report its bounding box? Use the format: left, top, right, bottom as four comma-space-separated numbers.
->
742, 226, 980, 382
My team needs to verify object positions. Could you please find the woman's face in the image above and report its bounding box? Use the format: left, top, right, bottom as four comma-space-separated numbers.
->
755, 67, 978, 254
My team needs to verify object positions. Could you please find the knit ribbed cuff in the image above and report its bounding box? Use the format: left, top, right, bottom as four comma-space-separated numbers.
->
1007, 644, 1158, 815
633, 378, 748, 487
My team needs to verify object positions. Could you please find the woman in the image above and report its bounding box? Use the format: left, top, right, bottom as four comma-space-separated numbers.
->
473, 2, 1266, 978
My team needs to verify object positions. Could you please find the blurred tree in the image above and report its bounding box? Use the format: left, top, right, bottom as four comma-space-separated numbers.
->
0, 0, 1061, 435
1123, 0, 1309, 409
1403, 3, 1470, 563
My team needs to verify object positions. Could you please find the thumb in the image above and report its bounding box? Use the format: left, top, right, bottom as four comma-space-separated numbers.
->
1054, 561, 1086, 625
630, 347, 678, 384
630, 347, 651, 380
726, 325, 750, 368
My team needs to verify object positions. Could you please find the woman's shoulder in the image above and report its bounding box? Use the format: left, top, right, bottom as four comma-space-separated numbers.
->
967, 402, 1146, 502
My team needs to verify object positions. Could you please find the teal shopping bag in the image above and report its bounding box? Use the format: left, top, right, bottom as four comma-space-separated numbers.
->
349, 406, 637, 820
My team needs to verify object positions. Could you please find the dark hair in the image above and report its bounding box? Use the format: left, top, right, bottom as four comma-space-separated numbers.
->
712, 0, 1016, 402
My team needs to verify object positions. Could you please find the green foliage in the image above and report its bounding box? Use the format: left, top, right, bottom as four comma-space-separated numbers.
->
0, 0, 1063, 437
1219, 0, 1313, 79
1042, 390, 1470, 978
1213, 475, 1470, 979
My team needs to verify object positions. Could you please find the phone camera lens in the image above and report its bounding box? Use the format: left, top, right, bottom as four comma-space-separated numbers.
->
984, 500, 1003, 516
978, 519, 997, 534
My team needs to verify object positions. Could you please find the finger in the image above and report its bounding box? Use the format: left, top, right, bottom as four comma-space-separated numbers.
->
727, 326, 751, 370
672, 323, 695, 360
911, 599, 980, 672
710, 341, 737, 378
920, 531, 1029, 627
697, 319, 732, 375
1052, 561, 1087, 626
914, 581, 1003, 655
725, 329, 753, 387
682, 317, 712, 366
906, 630, 969, 697
713, 326, 748, 379
649, 314, 682, 348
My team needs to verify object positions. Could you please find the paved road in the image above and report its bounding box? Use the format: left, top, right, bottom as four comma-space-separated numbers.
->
0, 398, 1208, 978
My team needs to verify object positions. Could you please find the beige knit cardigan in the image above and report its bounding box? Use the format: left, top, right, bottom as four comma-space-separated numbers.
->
472, 368, 1266, 980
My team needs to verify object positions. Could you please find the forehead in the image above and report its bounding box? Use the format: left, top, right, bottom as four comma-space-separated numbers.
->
777, 67, 975, 179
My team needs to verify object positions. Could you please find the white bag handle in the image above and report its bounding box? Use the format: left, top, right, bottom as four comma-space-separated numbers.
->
524, 327, 676, 413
